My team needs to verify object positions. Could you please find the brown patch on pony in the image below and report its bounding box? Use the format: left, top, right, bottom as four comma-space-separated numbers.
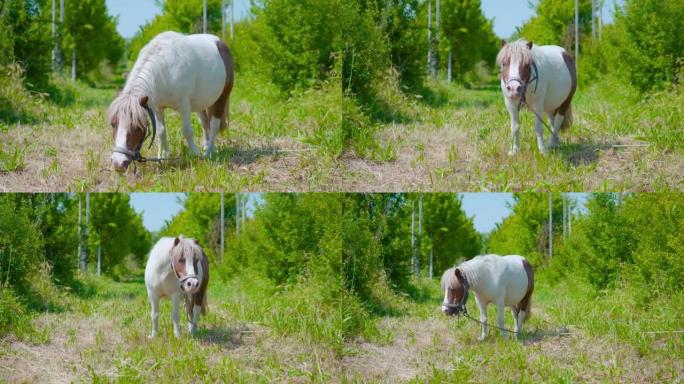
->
107, 93, 151, 148
515, 259, 534, 319
207, 40, 234, 131
555, 51, 577, 130
185, 251, 209, 317
441, 267, 465, 304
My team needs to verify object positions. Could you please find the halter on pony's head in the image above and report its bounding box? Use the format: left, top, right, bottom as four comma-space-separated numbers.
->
443, 268, 470, 316
111, 95, 157, 164
443, 276, 470, 316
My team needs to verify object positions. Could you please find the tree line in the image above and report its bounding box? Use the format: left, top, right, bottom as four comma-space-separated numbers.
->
0, 193, 150, 334
487, 193, 684, 294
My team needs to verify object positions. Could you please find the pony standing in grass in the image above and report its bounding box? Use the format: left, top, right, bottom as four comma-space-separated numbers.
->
145, 236, 209, 338
441, 254, 534, 340
497, 40, 577, 155
108, 31, 234, 172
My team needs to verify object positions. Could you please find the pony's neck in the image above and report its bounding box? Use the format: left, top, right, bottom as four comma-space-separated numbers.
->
123, 48, 161, 103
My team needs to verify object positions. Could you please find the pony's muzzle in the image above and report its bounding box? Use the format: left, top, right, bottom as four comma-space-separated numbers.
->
181, 278, 200, 293
111, 153, 131, 172
506, 83, 524, 98
442, 304, 457, 316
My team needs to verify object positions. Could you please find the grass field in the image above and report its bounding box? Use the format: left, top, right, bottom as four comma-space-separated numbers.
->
2, 273, 681, 383
0, 73, 344, 192
2, 74, 682, 192
343, 277, 684, 383
0, 273, 343, 383
345, 76, 684, 191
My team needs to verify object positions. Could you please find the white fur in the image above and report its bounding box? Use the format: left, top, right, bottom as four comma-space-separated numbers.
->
111, 31, 228, 169
501, 43, 574, 154
455, 254, 530, 340
145, 237, 202, 338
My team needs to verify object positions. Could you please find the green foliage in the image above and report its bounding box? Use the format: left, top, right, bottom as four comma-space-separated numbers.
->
1, 0, 52, 89
613, 0, 684, 91
419, 193, 482, 273
86, 194, 151, 275
129, 0, 225, 63
547, 193, 684, 294
60, 0, 124, 83
253, 0, 343, 92
516, 0, 592, 49
436, 0, 499, 81
160, 193, 236, 260
487, 193, 564, 268
0, 195, 44, 294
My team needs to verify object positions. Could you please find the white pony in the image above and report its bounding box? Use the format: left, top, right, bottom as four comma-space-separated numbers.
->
108, 31, 234, 171
145, 236, 209, 338
441, 254, 534, 340
497, 40, 577, 155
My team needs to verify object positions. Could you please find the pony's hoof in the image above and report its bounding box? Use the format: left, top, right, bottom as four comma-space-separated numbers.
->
478, 335, 486, 341
148, 332, 157, 339
507, 149, 518, 156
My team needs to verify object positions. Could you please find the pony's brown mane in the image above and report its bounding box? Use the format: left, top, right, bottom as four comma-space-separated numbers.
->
170, 236, 205, 263
496, 39, 533, 67
441, 267, 460, 290
106, 92, 149, 134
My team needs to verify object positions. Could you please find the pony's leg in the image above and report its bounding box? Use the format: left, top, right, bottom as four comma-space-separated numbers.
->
516, 308, 527, 335
505, 99, 521, 155
511, 308, 520, 335
188, 304, 201, 335
198, 110, 210, 149
180, 100, 201, 156
147, 292, 160, 339
496, 299, 507, 338
204, 116, 222, 157
533, 105, 547, 154
476, 296, 488, 341
156, 109, 169, 158
549, 113, 565, 149
171, 293, 182, 338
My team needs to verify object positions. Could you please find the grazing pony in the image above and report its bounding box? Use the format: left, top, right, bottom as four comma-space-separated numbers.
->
497, 39, 577, 155
108, 31, 234, 171
145, 236, 209, 338
441, 254, 534, 340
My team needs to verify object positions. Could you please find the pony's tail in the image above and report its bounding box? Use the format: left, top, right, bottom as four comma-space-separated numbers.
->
219, 102, 229, 132
524, 298, 532, 320
560, 104, 572, 131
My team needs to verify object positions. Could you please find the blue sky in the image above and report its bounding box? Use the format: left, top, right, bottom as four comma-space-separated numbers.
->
130, 193, 260, 232
107, 0, 624, 40
105, 0, 252, 39
130, 193, 588, 234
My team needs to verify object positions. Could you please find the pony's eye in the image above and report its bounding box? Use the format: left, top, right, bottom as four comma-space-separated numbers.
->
179, 257, 185, 263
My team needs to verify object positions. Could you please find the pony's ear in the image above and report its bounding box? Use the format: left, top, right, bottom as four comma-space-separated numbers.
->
454, 268, 465, 283
173, 237, 180, 247
500, 39, 507, 48
527, 41, 534, 50
139, 95, 149, 108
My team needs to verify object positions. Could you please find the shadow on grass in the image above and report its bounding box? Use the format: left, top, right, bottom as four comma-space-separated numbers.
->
213, 144, 289, 167
558, 138, 640, 167
195, 324, 253, 349
522, 326, 574, 345
149, 143, 289, 172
